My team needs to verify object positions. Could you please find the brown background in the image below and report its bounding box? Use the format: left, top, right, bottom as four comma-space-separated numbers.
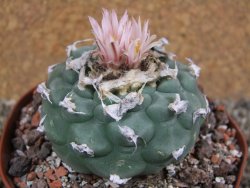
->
0, 0, 249, 100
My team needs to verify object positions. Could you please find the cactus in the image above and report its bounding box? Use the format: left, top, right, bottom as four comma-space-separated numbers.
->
38, 10, 209, 183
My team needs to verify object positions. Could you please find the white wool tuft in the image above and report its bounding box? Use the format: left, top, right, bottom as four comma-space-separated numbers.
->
154, 37, 169, 52
66, 39, 93, 58
118, 125, 139, 147
104, 92, 144, 121
66, 50, 93, 72
193, 108, 208, 124
47, 64, 58, 74
37, 82, 52, 104
167, 52, 176, 60
172, 145, 186, 160
70, 142, 94, 157
59, 95, 86, 115
37, 115, 46, 132
160, 61, 178, 79
168, 94, 188, 114
109, 174, 131, 185
186, 57, 201, 78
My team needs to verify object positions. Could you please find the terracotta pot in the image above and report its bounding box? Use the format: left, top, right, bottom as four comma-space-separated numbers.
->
0, 87, 248, 188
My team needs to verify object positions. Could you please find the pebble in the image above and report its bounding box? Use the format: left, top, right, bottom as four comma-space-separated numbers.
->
214, 161, 234, 176
12, 137, 25, 151
49, 180, 62, 188
44, 169, 55, 180
13, 177, 21, 184
68, 174, 77, 181
26, 130, 41, 146
8, 156, 31, 177
27, 172, 37, 181
31, 179, 48, 188
38, 142, 52, 159
215, 177, 225, 183
18, 181, 27, 188
36, 172, 44, 179
214, 182, 226, 188
93, 179, 103, 187
226, 175, 236, 184
195, 140, 213, 159
217, 125, 228, 132
55, 166, 68, 178
55, 157, 61, 168
211, 154, 221, 164
166, 164, 176, 176
31, 111, 40, 127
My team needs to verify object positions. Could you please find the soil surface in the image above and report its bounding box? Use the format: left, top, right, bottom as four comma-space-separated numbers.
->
1, 1, 250, 99
2, 93, 245, 188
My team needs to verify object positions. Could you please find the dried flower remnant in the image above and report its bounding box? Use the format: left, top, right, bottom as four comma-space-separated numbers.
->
89, 9, 158, 69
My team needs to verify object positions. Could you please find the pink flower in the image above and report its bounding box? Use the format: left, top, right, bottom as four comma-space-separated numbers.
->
89, 9, 158, 69
124, 18, 158, 68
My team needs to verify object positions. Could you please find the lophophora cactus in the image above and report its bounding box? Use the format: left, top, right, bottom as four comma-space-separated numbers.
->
38, 9, 209, 184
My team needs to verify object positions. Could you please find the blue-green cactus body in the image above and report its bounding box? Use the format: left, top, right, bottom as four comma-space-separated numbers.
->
41, 46, 207, 179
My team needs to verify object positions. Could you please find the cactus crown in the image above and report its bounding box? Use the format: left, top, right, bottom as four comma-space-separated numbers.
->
88, 9, 158, 69
38, 9, 209, 184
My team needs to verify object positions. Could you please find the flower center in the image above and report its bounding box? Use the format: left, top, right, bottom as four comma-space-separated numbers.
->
135, 40, 141, 54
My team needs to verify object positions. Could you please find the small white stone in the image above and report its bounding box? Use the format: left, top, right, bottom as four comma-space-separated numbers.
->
109, 174, 131, 185
172, 145, 185, 160
27, 181, 33, 187
168, 94, 188, 114
105, 181, 119, 188
93, 180, 103, 187
16, 150, 26, 157
230, 149, 242, 158
52, 152, 57, 157
215, 177, 225, 183
79, 180, 87, 186
217, 125, 228, 131
55, 158, 61, 168
166, 164, 176, 176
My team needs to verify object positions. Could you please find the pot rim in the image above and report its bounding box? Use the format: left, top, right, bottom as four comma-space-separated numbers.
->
0, 87, 248, 188
0, 86, 37, 188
